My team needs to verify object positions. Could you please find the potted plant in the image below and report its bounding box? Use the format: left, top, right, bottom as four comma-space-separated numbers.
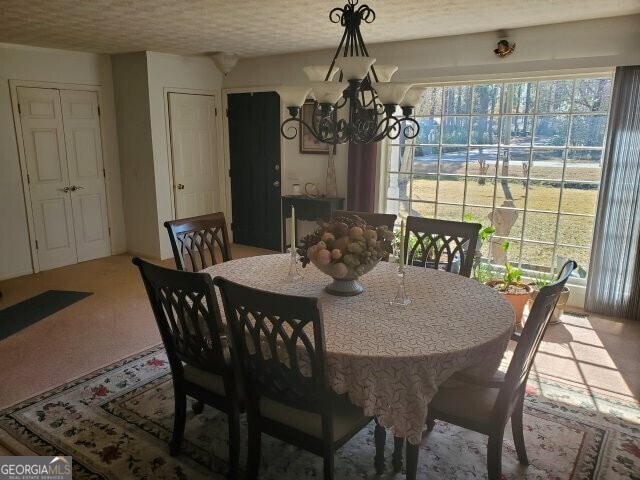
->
527, 262, 582, 324
463, 213, 496, 253
528, 271, 554, 301
485, 242, 533, 327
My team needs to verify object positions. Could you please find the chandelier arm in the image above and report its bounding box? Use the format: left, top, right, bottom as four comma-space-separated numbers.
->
385, 117, 404, 140
352, 113, 378, 143
401, 117, 421, 140
346, 23, 355, 57
334, 118, 350, 143
355, 3, 375, 23
280, 117, 305, 140
354, 27, 370, 56
371, 116, 421, 142
329, 7, 345, 25
328, 27, 350, 81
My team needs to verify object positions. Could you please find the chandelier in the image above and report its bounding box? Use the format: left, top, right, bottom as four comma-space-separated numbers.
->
278, 0, 425, 145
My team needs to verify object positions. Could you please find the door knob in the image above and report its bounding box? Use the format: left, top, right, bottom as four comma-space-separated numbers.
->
70, 185, 85, 191
176, 184, 185, 190
60, 186, 70, 193
273, 180, 280, 187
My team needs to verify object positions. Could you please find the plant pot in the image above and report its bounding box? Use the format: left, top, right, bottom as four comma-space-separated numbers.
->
486, 280, 533, 327
549, 286, 570, 324
527, 285, 570, 324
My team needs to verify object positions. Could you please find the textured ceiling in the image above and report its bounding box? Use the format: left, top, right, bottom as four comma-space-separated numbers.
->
0, 0, 639, 57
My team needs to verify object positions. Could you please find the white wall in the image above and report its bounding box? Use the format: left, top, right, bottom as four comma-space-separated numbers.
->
112, 52, 159, 258
223, 14, 640, 205
0, 43, 126, 280
146, 52, 224, 259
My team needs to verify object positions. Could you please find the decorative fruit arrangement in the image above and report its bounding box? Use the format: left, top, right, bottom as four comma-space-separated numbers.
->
297, 215, 394, 279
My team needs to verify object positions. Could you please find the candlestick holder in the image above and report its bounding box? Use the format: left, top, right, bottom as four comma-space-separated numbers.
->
389, 264, 411, 307
284, 247, 303, 283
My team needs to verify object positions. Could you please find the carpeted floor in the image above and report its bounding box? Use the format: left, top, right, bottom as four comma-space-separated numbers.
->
1, 346, 638, 479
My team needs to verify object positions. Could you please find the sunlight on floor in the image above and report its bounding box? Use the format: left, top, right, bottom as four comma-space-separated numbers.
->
524, 312, 639, 416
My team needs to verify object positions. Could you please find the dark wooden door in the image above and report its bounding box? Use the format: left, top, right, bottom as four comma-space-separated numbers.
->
227, 92, 281, 250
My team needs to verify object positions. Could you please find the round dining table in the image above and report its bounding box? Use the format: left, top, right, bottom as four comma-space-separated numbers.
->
204, 253, 514, 477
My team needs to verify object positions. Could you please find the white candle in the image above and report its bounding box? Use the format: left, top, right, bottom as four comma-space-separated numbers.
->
290, 206, 296, 251
399, 219, 405, 268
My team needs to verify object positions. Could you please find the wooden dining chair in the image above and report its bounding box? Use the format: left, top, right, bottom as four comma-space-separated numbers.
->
213, 277, 378, 480
422, 260, 578, 479
333, 210, 397, 231
133, 258, 243, 478
164, 212, 232, 271
404, 216, 481, 277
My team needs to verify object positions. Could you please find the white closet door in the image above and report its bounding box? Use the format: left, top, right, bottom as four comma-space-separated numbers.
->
17, 87, 77, 270
60, 90, 111, 262
169, 93, 219, 218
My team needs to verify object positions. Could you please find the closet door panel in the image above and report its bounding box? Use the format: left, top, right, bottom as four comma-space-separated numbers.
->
17, 87, 77, 270
60, 90, 111, 262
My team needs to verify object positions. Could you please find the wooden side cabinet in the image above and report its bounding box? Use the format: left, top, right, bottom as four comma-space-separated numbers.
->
281, 196, 344, 251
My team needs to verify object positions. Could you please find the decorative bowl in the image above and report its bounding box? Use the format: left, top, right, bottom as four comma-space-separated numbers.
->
311, 257, 380, 296
298, 215, 393, 297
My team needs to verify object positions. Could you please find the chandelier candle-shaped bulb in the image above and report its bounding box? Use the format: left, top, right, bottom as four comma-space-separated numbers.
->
372, 65, 398, 82
335, 56, 376, 81
303, 65, 340, 81
290, 206, 296, 252
399, 219, 405, 270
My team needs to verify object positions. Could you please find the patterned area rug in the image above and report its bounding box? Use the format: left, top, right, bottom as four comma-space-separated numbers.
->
0, 346, 638, 479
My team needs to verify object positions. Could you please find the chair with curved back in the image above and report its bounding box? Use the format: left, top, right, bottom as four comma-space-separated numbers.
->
333, 210, 397, 231
213, 277, 377, 480
164, 212, 231, 272
133, 258, 242, 478
421, 260, 578, 479
404, 216, 481, 277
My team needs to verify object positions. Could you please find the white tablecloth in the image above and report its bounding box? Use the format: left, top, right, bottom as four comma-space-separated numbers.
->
204, 254, 514, 444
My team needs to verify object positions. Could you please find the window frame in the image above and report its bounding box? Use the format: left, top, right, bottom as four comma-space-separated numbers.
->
378, 72, 615, 282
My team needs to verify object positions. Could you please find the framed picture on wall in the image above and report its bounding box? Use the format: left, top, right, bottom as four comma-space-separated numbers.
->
299, 101, 331, 154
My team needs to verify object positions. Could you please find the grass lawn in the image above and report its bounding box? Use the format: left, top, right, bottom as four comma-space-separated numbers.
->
392, 165, 599, 273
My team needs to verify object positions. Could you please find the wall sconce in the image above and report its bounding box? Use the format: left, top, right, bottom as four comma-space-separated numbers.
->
494, 39, 516, 58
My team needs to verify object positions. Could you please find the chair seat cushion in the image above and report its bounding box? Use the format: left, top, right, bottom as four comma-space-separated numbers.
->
429, 380, 499, 428
259, 395, 369, 441
182, 364, 226, 396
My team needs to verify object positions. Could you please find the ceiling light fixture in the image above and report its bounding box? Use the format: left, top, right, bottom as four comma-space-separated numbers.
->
207, 52, 239, 76
278, 0, 425, 145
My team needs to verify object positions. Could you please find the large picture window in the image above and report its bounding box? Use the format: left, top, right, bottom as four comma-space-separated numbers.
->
383, 75, 613, 279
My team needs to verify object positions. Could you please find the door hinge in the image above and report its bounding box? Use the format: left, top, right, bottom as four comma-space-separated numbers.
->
215, 107, 218, 116
103, 167, 106, 177
97, 105, 101, 116
226, 108, 229, 117
17, 103, 21, 115
108, 227, 111, 236
27, 173, 30, 184
35, 239, 39, 250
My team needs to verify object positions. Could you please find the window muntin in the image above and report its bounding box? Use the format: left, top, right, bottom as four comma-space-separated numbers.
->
383, 75, 612, 278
